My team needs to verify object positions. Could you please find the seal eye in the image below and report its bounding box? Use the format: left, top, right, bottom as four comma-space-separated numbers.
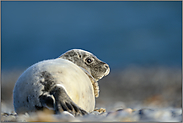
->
86, 58, 93, 64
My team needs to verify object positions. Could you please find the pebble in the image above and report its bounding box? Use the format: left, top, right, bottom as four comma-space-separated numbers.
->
1, 107, 182, 122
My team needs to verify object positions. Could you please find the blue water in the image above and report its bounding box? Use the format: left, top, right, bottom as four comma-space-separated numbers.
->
1, 1, 182, 71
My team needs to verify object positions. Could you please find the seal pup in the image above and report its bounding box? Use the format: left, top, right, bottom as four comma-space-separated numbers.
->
13, 49, 110, 116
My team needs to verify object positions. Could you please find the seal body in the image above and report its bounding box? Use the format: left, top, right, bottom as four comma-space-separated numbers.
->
13, 58, 95, 114
13, 49, 110, 116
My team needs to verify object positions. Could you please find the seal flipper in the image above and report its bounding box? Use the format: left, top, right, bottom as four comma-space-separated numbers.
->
39, 93, 55, 110
41, 85, 88, 116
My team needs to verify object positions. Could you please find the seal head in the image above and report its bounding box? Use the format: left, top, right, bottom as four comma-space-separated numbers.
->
59, 49, 110, 81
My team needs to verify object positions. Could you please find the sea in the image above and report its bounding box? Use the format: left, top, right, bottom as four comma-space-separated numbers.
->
1, 1, 182, 71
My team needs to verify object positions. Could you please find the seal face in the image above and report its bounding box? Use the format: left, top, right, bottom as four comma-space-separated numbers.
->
59, 49, 110, 81
13, 49, 110, 116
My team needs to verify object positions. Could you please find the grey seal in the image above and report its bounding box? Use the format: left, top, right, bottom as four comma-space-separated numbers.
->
13, 49, 110, 116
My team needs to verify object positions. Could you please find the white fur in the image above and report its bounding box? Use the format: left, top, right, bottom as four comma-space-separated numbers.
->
13, 58, 95, 114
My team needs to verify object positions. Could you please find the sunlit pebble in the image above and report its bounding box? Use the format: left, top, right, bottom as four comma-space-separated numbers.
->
116, 108, 133, 114
89, 111, 101, 115
171, 108, 182, 117
62, 111, 74, 117
106, 108, 133, 117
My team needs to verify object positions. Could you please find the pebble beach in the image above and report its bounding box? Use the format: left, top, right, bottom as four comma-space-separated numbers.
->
1, 106, 182, 122
1, 66, 182, 122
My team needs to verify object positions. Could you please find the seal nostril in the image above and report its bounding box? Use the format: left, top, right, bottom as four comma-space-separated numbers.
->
104, 64, 109, 69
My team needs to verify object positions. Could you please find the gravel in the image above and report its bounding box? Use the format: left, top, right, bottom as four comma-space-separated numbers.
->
1, 103, 182, 122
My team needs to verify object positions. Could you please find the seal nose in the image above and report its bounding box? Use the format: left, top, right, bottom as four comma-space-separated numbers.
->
104, 64, 110, 76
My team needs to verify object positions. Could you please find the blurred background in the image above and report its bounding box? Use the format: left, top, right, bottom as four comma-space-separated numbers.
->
1, 1, 182, 113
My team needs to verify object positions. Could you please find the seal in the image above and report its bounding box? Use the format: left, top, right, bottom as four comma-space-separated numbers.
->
13, 49, 110, 116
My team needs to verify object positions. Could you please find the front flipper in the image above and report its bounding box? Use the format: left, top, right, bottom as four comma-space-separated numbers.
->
40, 85, 88, 117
